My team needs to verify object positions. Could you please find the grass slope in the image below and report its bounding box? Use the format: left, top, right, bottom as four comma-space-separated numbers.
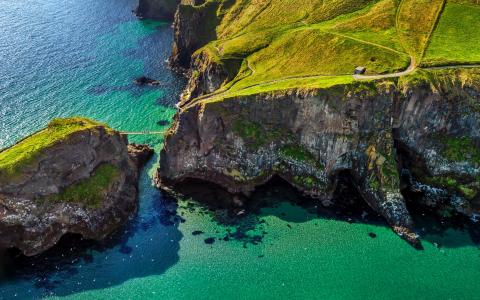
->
396, 0, 445, 61
48, 164, 121, 208
187, 0, 479, 101
423, 1, 480, 66
0, 117, 112, 180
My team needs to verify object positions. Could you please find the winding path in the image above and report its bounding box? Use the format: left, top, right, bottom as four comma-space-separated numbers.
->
354, 57, 416, 80
181, 2, 480, 108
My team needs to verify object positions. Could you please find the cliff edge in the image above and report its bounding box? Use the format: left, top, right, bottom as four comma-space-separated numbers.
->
157, 0, 480, 246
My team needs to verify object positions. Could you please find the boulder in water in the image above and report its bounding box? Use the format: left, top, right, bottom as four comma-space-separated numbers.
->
134, 76, 162, 86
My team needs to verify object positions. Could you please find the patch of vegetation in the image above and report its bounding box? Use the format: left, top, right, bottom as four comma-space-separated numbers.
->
232, 119, 264, 147
398, 67, 480, 92
367, 172, 381, 191
365, 145, 400, 192
48, 164, 121, 209
238, 28, 408, 80
396, 0, 445, 61
441, 136, 480, 166
425, 175, 478, 200
293, 175, 324, 189
186, 0, 479, 102
325, 0, 401, 49
423, 2, 480, 66
187, 0, 414, 101
0, 118, 111, 181
280, 145, 315, 163
232, 119, 290, 150
458, 184, 477, 200
217, 0, 376, 38
279, 145, 324, 170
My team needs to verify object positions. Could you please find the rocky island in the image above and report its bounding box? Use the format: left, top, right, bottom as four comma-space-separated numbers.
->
0, 118, 153, 256
151, 0, 480, 246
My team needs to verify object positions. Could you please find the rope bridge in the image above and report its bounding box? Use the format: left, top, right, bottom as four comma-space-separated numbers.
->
119, 131, 166, 136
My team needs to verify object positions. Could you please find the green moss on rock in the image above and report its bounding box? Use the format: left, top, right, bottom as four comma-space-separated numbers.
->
425, 175, 479, 201
441, 136, 480, 166
48, 164, 121, 208
293, 175, 324, 189
279, 144, 324, 170
365, 145, 400, 192
232, 119, 290, 150
280, 145, 314, 162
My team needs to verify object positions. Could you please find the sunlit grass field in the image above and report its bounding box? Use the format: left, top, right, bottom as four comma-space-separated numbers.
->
188, 0, 480, 101
423, 1, 480, 66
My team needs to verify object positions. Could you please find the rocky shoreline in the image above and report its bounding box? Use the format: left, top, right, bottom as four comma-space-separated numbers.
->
149, 0, 480, 247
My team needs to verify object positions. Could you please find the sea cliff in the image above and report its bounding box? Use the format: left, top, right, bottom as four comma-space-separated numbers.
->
151, 0, 480, 246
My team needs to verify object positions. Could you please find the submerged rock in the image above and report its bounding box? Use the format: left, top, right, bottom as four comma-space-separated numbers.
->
0, 118, 152, 256
204, 237, 215, 244
134, 76, 162, 86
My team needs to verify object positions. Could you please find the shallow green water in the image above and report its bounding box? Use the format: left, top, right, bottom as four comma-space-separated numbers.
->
61, 199, 480, 300
0, 1, 480, 299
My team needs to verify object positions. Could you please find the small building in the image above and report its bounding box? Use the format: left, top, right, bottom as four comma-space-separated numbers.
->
354, 66, 367, 75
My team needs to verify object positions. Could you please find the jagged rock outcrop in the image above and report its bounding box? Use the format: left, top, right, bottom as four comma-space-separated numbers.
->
157, 70, 480, 246
395, 78, 480, 217
135, 0, 180, 20
0, 118, 153, 256
129, 143, 155, 168
180, 50, 240, 105
170, 0, 220, 70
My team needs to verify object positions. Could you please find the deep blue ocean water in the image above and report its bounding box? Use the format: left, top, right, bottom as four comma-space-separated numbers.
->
1, 1, 480, 299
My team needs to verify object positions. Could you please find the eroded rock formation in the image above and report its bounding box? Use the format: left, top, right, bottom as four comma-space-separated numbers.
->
0, 118, 153, 256
155, 0, 480, 247
170, 0, 220, 70
157, 71, 480, 247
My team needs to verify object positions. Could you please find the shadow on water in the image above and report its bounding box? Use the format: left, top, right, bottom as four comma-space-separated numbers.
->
171, 174, 480, 250
1, 171, 479, 298
0, 159, 183, 299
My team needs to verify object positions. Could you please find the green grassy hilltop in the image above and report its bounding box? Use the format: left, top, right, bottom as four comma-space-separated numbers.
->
186, 0, 480, 101
0, 117, 112, 181
0, 118, 121, 208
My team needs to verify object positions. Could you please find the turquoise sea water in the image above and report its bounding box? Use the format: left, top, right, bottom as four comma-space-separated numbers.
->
1, 1, 480, 299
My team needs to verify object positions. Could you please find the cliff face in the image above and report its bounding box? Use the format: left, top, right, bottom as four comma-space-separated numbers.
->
135, 0, 180, 20
157, 72, 480, 246
395, 80, 480, 215
0, 118, 153, 256
159, 0, 480, 246
179, 50, 240, 105
170, 0, 220, 70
